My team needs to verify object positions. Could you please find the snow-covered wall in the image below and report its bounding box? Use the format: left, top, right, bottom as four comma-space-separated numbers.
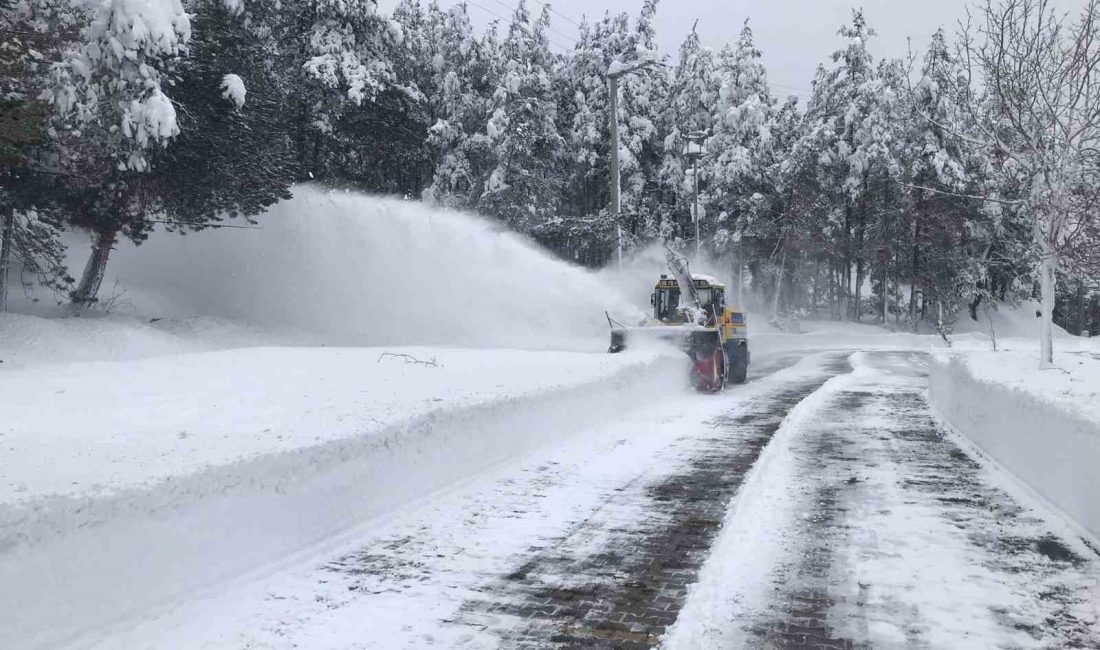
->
929, 355, 1100, 540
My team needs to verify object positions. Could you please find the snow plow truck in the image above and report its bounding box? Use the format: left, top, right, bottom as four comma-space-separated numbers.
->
608, 251, 749, 392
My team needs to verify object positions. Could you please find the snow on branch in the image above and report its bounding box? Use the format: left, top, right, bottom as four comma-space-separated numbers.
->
220, 74, 246, 108
377, 352, 442, 367
48, 0, 192, 170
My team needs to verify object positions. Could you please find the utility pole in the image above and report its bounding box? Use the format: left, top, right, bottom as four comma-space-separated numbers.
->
609, 73, 621, 268
737, 231, 744, 308
684, 130, 708, 262
607, 58, 658, 268
692, 155, 699, 259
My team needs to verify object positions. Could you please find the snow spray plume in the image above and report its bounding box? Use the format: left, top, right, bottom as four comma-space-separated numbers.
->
598, 242, 741, 315
98, 186, 645, 351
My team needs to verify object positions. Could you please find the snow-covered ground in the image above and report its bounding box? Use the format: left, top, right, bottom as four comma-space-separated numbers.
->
0, 345, 671, 503
930, 347, 1100, 541
54, 350, 838, 650
2, 189, 1097, 648
0, 189, 692, 649
667, 351, 1100, 649
921, 300, 1100, 539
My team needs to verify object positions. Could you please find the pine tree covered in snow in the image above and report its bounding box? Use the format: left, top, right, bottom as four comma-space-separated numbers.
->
400, 2, 499, 208
614, 0, 669, 243
0, 0, 1092, 334
799, 11, 883, 320
0, 0, 80, 309
40, 0, 192, 305
658, 26, 720, 246
478, 1, 564, 232
149, 0, 296, 227
706, 22, 776, 267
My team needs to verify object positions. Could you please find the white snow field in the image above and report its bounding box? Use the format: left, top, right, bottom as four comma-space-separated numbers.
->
2, 188, 1098, 648
0, 187, 679, 648
65, 350, 837, 650
0, 343, 682, 650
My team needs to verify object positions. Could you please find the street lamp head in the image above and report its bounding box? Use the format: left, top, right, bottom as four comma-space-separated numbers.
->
683, 130, 708, 159
607, 56, 663, 79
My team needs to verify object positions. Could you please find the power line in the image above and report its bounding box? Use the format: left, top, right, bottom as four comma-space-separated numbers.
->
463, 0, 509, 25
465, 0, 576, 51
529, 0, 583, 29
485, 0, 579, 47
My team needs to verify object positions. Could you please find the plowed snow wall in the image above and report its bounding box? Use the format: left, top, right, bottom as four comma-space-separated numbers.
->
0, 354, 682, 649
929, 356, 1100, 540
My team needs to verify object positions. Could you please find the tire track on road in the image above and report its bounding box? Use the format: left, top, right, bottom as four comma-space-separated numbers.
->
452, 355, 853, 648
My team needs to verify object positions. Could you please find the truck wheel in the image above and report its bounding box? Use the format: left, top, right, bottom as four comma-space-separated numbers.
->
725, 341, 749, 384
731, 358, 748, 384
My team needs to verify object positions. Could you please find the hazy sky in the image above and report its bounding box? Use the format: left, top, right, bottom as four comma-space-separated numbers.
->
379, 0, 1086, 100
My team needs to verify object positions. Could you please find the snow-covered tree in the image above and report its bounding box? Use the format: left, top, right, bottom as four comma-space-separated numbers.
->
405, 2, 499, 207
799, 11, 886, 320
658, 26, 720, 245
615, 0, 669, 241
150, 0, 297, 226
478, 1, 565, 231
0, 0, 80, 309
707, 22, 776, 264
937, 0, 1100, 366
560, 15, 612, 217
48, 0, 191, 172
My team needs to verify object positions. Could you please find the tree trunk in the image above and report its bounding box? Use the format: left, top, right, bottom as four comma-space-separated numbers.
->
72, 230, 117, 308
968, 295, 983, 321
771, 248, 787, 320
811, 258, 820, 314
909, 222, 920, 332
0, 207, 13, 312
1077, 279, 1086, 335
843, 205, 852, 320
882, 268, 888, 325
1038, 244, 1056, 369
854, 200, 866, 322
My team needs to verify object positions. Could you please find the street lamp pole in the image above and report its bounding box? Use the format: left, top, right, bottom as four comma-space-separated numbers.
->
608, 73, 621, 268
607, 58, 657, 268
693, 154, 700, 260
683, 130, 708, 262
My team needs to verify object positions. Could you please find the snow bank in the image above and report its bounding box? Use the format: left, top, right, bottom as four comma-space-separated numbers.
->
0, 346, 683, 649
57, 185, 644, 352
929, 352, 1100, 539
0, 311, 310, 370
951, 299, 1072, 340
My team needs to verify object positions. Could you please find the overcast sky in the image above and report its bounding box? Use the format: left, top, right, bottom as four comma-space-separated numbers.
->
380, 0, 1086, 100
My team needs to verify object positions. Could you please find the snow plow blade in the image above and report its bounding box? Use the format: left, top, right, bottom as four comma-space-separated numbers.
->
608, 325, 720, 356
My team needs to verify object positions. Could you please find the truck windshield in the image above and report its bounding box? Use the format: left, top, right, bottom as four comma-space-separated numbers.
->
656, 289, 680, 320
656, 287, 713, 321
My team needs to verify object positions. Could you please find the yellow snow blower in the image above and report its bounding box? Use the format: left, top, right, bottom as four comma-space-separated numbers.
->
608, 249, 749, 391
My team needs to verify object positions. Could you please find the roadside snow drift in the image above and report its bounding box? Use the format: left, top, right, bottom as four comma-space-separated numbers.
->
930, 353, 1100, 539
0, 347, 683, 649
0, 187, 684, 647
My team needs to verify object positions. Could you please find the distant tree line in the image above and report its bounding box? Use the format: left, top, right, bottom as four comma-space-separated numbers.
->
1, 0, 1098, 349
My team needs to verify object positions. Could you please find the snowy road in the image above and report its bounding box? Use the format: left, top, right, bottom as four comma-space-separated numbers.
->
81, 350, 1100, 649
